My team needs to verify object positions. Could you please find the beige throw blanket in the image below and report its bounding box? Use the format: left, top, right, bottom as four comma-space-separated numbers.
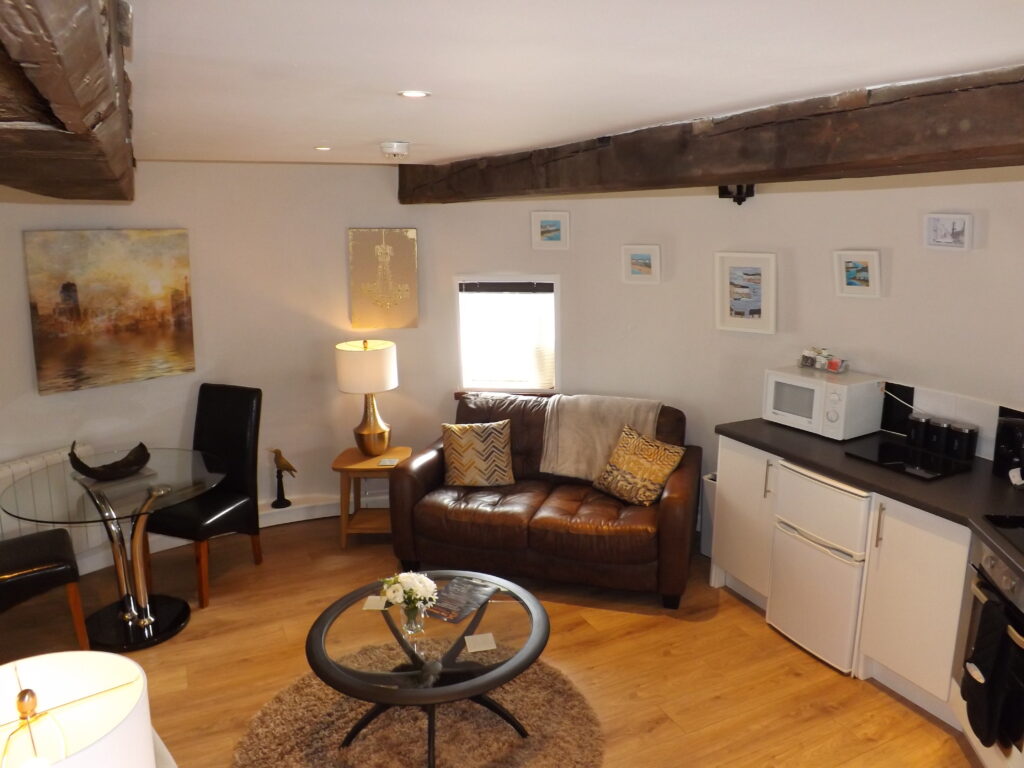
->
539, 394, 661, 481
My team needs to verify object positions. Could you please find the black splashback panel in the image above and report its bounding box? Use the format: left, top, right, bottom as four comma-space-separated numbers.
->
881, 382, 915, 435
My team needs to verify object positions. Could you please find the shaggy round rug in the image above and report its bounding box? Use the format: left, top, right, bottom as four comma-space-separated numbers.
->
233, 643, 603, 768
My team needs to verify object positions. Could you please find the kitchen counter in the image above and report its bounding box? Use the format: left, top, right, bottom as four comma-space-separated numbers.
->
716, 419, 1024, 577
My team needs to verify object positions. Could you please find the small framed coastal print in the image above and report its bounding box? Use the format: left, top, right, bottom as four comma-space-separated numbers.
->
622, 245, 661, 284
714, 251, 776, 334
531, 211, 569, 250
924, 212, 972, 251
834, 250, 881, 298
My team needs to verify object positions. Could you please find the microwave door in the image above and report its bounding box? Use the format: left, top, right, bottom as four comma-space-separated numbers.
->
766, 376, 822, 430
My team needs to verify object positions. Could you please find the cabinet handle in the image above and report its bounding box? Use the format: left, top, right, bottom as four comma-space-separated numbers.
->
874, 503, 886, 548
762, 460, 772, 498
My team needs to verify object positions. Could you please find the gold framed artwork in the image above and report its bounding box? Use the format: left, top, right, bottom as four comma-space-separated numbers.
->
23, 228, 196, 394
348, 228, 419, 329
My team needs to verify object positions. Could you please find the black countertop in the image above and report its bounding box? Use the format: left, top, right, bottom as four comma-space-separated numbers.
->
715, 419, 1024, 577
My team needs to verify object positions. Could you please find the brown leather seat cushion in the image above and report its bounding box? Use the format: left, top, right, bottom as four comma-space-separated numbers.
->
414, 480, 552, 550
528, 484, 658, 565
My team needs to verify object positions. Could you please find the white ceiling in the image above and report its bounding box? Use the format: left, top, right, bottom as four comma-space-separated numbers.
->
129, 1, 1024, 167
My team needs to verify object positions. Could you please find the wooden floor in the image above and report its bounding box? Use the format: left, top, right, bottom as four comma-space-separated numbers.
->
1, 517, 977, 767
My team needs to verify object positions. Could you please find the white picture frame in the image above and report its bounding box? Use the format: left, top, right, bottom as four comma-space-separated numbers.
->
714, 251, 776, 334
622, 245, 661, 284
531, 211, 569, 250
834, 249, 881, 298
924, 212, 973, 251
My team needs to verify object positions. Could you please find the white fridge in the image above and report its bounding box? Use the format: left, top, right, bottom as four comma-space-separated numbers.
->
766, 460, 872, 673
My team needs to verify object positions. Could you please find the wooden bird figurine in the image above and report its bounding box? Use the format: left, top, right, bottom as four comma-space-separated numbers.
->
270, 449, 297, 476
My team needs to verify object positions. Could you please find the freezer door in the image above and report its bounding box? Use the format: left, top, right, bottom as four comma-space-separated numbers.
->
775, 460, 871, 554
767, 520, 865, 673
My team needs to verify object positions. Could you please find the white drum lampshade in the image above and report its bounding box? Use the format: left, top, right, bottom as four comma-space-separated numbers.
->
0, 651, 156, 768
335, 340, 399, 456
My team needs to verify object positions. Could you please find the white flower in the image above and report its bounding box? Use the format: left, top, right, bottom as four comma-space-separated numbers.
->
382, 571, 437, 607
384, 583, 405, 605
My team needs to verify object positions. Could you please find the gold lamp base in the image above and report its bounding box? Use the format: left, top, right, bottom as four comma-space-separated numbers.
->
354, 393, 391, 456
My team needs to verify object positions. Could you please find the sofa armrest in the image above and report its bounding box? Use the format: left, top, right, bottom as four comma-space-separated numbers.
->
656, 444, 703, 600
389, 439, 444, 561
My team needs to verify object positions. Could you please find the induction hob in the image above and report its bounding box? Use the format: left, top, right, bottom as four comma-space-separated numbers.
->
843, 432, 972, 480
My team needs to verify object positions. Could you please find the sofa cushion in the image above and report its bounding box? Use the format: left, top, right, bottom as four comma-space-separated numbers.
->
414, 480, 552, 550
528, 484, 658, 564
457, 394, 549, 480
442, 419, 515, 486
594, 425, 685, 506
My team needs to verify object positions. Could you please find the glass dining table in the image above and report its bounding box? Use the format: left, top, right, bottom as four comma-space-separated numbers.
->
0, 448, 224, 651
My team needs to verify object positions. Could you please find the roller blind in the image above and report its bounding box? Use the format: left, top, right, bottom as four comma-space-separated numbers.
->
457, 280, 557, 390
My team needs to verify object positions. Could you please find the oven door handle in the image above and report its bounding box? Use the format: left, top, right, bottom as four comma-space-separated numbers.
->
1010, 624, 1024, 650
971, 581, 991, 604
965, 661, 986, 684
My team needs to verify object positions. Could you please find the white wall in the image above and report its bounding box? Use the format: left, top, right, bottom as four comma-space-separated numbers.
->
2, 161, 1023, 502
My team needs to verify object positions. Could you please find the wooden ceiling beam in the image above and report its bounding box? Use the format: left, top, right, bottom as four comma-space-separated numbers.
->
398, 65, 1024, 204
0, 0, 134, 200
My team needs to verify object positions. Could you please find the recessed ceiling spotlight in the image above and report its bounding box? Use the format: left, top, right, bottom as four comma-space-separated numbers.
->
315, 146, 332, 151
398, 90, 431, 99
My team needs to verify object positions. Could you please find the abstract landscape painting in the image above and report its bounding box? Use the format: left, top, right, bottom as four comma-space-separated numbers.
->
834, 250, 881, 298
24, 228, 195, 394
714, 251, 776, 333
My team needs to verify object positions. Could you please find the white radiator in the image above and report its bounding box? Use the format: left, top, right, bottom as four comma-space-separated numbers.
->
0, 445, 112, 573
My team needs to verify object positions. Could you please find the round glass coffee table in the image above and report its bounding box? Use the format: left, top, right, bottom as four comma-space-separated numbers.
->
306, 569, 549, 768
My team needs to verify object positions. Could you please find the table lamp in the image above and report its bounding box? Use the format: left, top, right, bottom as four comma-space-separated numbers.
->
335, 339, 399, 456
0, 651, 156, 768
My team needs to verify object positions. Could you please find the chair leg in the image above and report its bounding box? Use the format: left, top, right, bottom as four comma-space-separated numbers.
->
250, 534, 263, 566
65, 582, 90, 650
195, 540, 210, 609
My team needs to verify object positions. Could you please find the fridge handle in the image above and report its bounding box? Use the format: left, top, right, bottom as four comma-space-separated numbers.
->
874, 503, 886, 548
776, 520, 862, 565
776, 460, 869, 498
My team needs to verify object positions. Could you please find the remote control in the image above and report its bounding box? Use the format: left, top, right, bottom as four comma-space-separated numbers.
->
378, 458, 399, 466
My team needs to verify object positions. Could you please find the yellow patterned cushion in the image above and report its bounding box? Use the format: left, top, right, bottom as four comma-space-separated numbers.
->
443, 419, 515, 487
594, 424, 685, 506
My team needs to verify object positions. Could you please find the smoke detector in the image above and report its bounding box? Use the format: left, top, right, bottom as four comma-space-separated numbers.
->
380, 141, 410, 159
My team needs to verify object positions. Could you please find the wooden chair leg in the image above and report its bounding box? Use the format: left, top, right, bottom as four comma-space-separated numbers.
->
250, 534, 263, 566
195, 540, 210, 609
65, 582, 90, 650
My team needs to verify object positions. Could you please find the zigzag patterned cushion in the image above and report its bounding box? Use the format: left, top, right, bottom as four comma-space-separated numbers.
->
594, 424, 685, 506
443, 419, 515, 487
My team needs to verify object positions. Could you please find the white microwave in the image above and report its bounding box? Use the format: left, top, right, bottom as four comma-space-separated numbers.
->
763, 366, 885, 440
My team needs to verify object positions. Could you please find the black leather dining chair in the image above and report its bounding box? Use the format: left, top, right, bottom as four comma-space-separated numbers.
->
147, 383, 263, 608
0, 528, 90, 649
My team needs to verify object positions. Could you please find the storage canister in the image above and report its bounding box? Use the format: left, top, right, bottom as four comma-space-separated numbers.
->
906, 412, 930, 448
946, 422, 979, 462
925, 418, 951, 455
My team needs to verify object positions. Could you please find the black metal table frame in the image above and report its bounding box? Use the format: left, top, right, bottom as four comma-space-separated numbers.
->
306, 569, 550, 768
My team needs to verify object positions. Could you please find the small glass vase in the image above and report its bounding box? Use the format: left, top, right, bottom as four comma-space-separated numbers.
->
402, 603, 426, 636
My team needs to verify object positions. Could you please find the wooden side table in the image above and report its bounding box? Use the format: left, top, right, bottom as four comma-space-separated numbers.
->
331, 445, 412, 548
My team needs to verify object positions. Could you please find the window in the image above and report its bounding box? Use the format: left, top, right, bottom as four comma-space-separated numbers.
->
457, 277, 558, 391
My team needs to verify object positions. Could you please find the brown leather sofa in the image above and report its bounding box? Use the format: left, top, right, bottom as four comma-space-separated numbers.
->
389, 393, 703, 608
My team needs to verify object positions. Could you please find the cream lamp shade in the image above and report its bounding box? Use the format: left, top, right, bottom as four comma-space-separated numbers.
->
335, 340, 399, 456
0, 651, 155, 768
334, 340, 399, 394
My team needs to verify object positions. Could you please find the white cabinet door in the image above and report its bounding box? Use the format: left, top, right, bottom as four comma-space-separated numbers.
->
711, 436, 778, 597
859, 495, 970, 700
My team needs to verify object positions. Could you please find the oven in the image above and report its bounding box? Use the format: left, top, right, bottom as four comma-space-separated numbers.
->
958, 539, 1024, 766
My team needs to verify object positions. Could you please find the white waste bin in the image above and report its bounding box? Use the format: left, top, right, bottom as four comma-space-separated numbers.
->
700, 473, 717, 557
